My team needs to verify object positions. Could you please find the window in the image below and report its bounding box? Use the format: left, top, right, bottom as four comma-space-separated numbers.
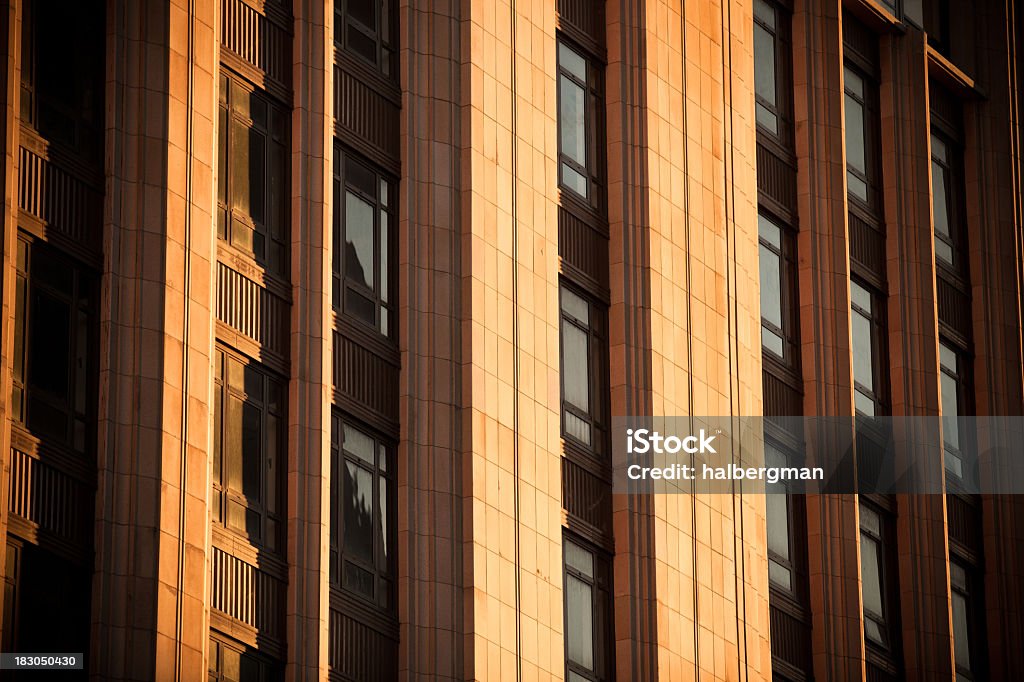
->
758, 213, 797, 364
753, 0, 789, 139
940, 341, 972, 480
218, 74, 289, 276
208, 636, 279, 682
765, 443, 796, 591
931, 130, 966, 272
859, 504, 890, 648
563, 538, 611, 682
951, 561, 982, 681
560, 286, 607, 453
843, 65, 878, 207
213, 350, 285, 554
330, 414, 394, 611
12, 237, 95, 454
850, 280, 887, 416
19, 0, 104, 163
557, 40, 604, 207
333, 150, 395, 337
335, 0, 397, 78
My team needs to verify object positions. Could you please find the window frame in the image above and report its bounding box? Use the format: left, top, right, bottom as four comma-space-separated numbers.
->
758, 211, 799, 370
208, 635, 280, 681
562, 535, 612, 682
13, 235, 96, 455
859, 502, 894, 650
335, 0, 398, 80
212, 348, 286, 556
559, 284, 608, 458
850, 279, 889, 417
930, 121, 967, 278
333, 147, 396, 339
330, 412, 396, 613
556, 37, 606, 213
218, 71, 290, 277
843, 62, 882, 214
752, 0, 793, 144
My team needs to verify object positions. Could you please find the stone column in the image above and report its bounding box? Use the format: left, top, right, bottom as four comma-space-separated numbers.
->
397, 0, 465, 678
286, 0, 332, 679
968, 0, 1024, 678
792, 0, 865, 679
878, 26, 955, 682
0, 0, 22, 648
92, 0, 218, 678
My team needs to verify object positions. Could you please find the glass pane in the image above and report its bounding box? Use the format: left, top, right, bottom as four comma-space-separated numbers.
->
558, 42, 587, 82
266, 414, 278, 514
860, 505, 881, 535
940, 343, 958, 373
850, 281, 872, 311
860, 534, 884, 618
942, 372, 960, 449
855, 389, 875, 416
844, 93, 866, 176
28, 290, 71, 399
753, 0, 776, 28
347, 25, 377, 64
559, 75, 586, 168
766, 492, 790, 561
950, 562, 967, 590
344, 561, 375, 597
343, 461, 375, 562
562, 163, 588, 198
946, 450, 963, 478
759, 243, 782, 330
851, 308, 874, 392
344, 423, 376, 465
565, 573, 594, 670
379, 477, 389, 566
74, 308, 88, 413
762, 327, 784, 357
864, 617, 884, 645
345, 191, 375, 288
564, 410, 592, 446
380, 210, 389, 304
952, 591, 972, 670
931, 134, 948, 163
225, 396, 243, 490
230, 118, 251, 216
346, 157, 376, 197
755, 103, 778, 135
346, 288, 376, 325
769, 559, 792, 590
758, 214, 782, 247
847, 172, 868, 202
561, 288, 590, 324
754, 23, 777, 109
562, 322, 590, 412
347, 0, 376, 30
241, 402, 262, 504
844, 67, 864, 98
932, 160, 951, 239
565, 540, 594, 578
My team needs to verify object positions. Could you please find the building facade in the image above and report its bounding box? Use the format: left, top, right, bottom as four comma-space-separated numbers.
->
0, 0, 1020, 679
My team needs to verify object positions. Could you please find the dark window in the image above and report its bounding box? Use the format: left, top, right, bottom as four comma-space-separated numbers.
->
765, 443, 796, 591
753, 0, 791, 141
560, 286, 607, 454
950, 560, 985, 680
208, 636, 279, 682
940, 341, 974, 481
850, 280, 888, 416
925, 0, 951, 53
13, 237, 95, 454
213, 349, 285, 554
19, 0, 104, 163
218, 74, 289, 276
557, 40, 604, 209
930, 127, 966, 274
843, 65, 880, 209
333, 149, 395, 337
859, 504, 891, 648
563, 537, 611, 682
758, 213, 798, 365
335, 0, 397, 79
330, 414, 394, 611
